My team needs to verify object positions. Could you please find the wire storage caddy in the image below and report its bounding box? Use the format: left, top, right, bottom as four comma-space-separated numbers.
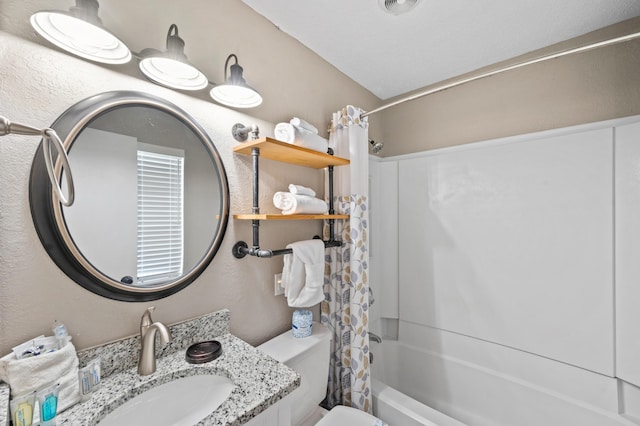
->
231, 137, 349, 259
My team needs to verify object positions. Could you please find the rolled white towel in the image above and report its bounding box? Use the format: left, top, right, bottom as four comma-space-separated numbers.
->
274, 123, 328, 154
288, 184, 316, 197
273, 192, 328, 215
289, 117, 319, 134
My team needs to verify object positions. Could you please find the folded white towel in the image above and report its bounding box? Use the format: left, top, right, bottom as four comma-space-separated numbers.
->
273, 192, 328, 215
274, 123, 328, 153
0, 341, 81, 412
288, 184, 316, 197
282, 240, 326, 307
290, 117, 319, 134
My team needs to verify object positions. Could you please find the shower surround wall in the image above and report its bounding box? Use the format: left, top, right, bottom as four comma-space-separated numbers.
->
369, 117, 640, 425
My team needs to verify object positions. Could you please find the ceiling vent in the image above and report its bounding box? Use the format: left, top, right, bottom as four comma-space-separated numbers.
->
379, 0, 421, 15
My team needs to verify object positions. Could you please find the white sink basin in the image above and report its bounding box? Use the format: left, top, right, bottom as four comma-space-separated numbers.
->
98, 374, 234, 426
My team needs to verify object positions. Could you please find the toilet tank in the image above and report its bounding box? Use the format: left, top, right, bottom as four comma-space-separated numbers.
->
258, 323, 332, 425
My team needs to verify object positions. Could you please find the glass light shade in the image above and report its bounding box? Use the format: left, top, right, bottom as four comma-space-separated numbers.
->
209, 57, 262, 108
210, 84, 263, 108
139, 56, 209, 91
30, 11, 131, 64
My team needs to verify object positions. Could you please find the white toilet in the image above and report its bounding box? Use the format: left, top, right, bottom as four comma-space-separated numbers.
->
258, 323, 385, 426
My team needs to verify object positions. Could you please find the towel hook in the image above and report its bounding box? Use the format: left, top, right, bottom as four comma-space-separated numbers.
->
0, 116, 75, 206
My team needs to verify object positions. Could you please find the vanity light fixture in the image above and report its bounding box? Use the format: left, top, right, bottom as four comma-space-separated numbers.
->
30, 0, 131, 65
210, 54, 263, 108
139, 24, 209, 91
31, 6, 263, 108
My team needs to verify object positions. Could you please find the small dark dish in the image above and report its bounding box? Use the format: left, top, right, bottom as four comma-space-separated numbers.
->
185, 340, 222, 364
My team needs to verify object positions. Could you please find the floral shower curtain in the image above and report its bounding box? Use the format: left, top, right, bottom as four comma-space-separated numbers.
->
321, 106, 372, 413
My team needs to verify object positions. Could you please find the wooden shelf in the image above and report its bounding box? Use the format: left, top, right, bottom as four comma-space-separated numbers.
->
231, 136, 348, 257
233, 137, 349, 169
234, 214, 349, 221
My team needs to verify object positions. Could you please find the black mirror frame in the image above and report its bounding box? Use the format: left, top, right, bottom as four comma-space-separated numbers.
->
29, 91, 230, 301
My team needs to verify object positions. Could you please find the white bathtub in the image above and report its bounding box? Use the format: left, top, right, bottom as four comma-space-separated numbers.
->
372, 378, 466, 426
369, 330, 634, 426
371, 339, 467, 426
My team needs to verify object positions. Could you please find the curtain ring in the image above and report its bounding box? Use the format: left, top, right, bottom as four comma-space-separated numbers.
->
42, 128, 75, 206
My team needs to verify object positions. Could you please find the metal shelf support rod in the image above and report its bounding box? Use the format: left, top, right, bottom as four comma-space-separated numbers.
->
251, 147, 260, 252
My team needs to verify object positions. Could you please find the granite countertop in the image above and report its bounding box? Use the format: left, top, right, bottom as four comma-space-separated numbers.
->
58, 333, 299, 425
0, 309, 300, 426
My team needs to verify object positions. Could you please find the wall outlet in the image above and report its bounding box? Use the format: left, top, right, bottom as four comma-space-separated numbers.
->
274, 273, 284, 296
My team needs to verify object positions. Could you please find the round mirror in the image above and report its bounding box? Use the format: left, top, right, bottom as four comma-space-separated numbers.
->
30, 91, 229, 301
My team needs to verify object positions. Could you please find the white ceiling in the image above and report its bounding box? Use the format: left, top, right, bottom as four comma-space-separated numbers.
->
241, 0, 640, 100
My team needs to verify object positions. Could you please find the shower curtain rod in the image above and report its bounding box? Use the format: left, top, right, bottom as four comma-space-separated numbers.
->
360, 30, 640, 119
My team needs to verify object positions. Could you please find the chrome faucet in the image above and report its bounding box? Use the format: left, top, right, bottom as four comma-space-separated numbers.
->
138, 307, 172, 376
368, 331, 382, 344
